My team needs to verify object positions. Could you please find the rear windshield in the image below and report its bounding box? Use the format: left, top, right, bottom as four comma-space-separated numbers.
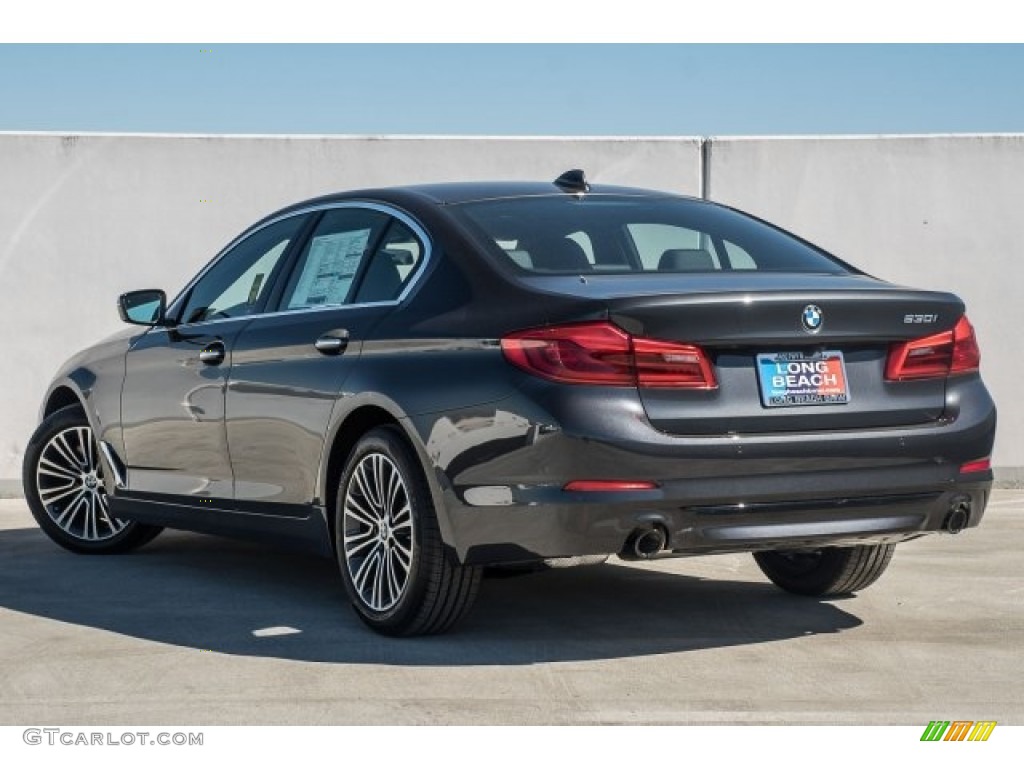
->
451, 195, 850, 275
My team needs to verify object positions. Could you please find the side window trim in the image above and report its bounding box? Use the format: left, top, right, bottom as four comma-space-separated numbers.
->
166, 201, 432, 325
269, 204, 430, 314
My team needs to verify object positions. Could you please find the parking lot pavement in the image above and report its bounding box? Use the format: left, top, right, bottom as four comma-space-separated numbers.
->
0, 492, 1021, 725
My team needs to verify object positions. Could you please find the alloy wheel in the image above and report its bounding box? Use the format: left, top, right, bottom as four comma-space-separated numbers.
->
342, 452, 415, 612
34, 426, 127, 541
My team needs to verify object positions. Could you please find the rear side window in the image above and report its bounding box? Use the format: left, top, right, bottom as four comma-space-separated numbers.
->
279, 208, 426, 311
452, 196, 848, 275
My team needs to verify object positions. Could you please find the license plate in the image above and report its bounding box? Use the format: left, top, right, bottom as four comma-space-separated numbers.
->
756, 351, 850, 408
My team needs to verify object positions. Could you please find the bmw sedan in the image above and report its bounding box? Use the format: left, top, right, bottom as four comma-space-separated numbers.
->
24, 171, 996, 635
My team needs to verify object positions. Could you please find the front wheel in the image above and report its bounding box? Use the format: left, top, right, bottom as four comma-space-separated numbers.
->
23, 405, 163, 554
753, 543, 895, 596
335, 426, 481, 636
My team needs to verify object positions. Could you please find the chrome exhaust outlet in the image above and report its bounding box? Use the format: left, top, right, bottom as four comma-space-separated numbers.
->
620, 526, 668, 561
944, 498, 972, 534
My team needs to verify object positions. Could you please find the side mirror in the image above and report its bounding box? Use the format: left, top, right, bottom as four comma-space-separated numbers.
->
118, 289, 168, 326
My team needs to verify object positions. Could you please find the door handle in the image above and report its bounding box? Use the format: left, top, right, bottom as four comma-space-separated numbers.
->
198, 341, 226, 366
315, 330, 350, 356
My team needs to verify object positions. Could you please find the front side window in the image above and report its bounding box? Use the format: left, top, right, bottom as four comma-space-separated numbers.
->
452, 196, 849, 275
178, 216, 305, 325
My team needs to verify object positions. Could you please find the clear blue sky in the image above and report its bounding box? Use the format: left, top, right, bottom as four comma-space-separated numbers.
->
1, 44, 1021, 135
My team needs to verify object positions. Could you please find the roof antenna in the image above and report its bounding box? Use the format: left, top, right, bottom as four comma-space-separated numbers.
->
554, 169, 590, 194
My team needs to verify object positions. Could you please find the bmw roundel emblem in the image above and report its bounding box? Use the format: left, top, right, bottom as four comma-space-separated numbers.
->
801, 304, 824, 334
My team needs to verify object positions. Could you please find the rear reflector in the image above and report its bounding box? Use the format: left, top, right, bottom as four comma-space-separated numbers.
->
885, 315, 981, 381
563, 480, 659, 492
501, 321, 717, 389
959, 458, 991, 475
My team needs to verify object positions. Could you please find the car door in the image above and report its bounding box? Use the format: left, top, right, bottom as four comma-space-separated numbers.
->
120, 214, 309, 499
226, 204, 429, 508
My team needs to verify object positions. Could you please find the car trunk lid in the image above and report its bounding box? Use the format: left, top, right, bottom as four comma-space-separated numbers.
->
522, 272, 964, 435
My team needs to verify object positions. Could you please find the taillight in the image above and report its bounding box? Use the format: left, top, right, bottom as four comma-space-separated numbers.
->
632, 337, 718, 388
501, 321, 717, 389
885, 315, 981, 381
950, 315, 982, 373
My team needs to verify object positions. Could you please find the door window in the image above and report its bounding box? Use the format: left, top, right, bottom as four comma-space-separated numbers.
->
178, 216, 305, 325
279, 209, 426, 310
352, 219, 424, 303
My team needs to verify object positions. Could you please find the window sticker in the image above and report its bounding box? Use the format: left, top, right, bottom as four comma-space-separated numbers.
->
288, 229, 371, 309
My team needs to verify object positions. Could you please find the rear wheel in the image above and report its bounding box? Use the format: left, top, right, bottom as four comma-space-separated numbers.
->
23, 405, 162, 554
335, 426, 481, 636
753, 543, 895, 596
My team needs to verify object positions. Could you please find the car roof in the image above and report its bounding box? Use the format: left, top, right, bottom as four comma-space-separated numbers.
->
368, 180, 684, 205
247, 179, 695, 233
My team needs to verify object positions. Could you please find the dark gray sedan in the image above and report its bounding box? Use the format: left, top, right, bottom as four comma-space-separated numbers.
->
23, 171, 996, 635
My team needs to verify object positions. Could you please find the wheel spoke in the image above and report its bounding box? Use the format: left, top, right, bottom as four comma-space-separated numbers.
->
81, 428, 97, 470
385, 466, 401, 519
371, 550, 385, 609
384, 547, 401, 603
97, 496, 119, 531
371, 455, 386, 509
86, 494, 98, 540
392, 536, 413, 567
50, 433, 82, 470
38, 479, 80, 507
38, 456, 80, 482
55, 490, 88, 528
352, 546, 380, 594
344, 529, 376, 557
391, 504, 412, 530
353, 463, 379, 511
344, 494, 378, 528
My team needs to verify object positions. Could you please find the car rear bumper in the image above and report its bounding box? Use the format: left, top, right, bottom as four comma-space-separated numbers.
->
445, 476, 990, 565
411, 376, 996, 566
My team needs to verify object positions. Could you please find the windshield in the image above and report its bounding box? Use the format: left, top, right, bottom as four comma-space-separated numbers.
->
451, 195, 851, 275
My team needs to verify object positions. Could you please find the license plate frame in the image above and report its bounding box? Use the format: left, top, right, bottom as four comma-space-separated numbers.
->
756, 350, 850, 408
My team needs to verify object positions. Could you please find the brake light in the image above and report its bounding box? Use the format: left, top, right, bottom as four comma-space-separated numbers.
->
501, 321, 717, 389
885, 315, 981, 381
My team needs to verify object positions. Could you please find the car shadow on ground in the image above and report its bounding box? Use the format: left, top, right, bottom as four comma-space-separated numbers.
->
0, 526, 862, 665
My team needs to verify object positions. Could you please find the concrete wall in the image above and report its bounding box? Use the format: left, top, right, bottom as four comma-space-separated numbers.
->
0, 132, 1020, 492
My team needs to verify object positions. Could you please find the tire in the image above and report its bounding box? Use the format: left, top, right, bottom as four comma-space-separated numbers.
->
335, 426, 482, 636
753, 543, 895, 596
22, 405, 163, 554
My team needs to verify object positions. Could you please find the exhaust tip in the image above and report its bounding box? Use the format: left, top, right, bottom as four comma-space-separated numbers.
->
620, 526, 668, 560
944, 499, 972, 534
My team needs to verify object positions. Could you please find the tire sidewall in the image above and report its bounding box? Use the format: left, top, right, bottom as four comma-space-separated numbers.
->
334, 427, 433, 629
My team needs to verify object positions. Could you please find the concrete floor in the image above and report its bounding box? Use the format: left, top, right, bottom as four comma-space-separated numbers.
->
0, 492, 1021, 725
